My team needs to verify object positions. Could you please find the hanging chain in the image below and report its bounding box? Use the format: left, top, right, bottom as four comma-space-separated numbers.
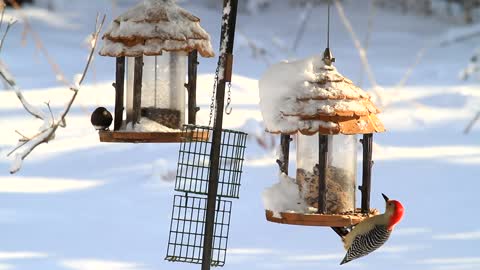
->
208, 58, 221, 127
209, 1, 234, 125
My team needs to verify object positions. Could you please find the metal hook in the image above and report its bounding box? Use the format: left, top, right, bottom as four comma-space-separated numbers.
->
225, 102, 232, 115
225, 81, 233, 115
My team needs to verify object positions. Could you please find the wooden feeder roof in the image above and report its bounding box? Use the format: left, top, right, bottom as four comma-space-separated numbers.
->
259, 56, 385, 135
99, 0, 215, 58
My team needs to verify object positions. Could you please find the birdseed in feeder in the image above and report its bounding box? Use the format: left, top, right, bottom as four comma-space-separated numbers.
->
141, 107, 181, 129
296, 165, 355, 214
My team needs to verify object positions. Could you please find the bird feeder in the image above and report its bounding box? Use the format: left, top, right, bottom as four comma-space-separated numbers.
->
260, 49, 385, 228
96, 0, 214, 143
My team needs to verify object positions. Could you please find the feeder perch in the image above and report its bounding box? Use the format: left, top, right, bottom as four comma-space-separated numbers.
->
96, 0, 214, 143
259, 49, 385, 228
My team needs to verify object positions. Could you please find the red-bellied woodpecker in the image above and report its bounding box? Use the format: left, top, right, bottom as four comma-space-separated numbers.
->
340, 193, 404, 265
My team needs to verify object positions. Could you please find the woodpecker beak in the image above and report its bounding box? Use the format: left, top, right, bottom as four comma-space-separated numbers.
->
382, 193, 389, 202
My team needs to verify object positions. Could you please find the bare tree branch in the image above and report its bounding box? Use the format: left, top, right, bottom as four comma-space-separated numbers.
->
5, 14, 106, 174
0, 2, 5, 32
14, 130, 29, 141
0, 17, 15, 53
0, 63, 47, 122
334, 0, 384, 106
6, 0, 70, 85
358, 0, 376, 87
237, 30, 271, 66
45, 101, 54, 121
464, 111, 480, 134
291, 2, 313, 54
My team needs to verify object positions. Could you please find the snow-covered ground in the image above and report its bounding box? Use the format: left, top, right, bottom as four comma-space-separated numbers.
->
0, 1, 479, 270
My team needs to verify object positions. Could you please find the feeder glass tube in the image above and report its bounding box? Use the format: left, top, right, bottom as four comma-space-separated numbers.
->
126, 52, 187, 129
296, 134, 357, 214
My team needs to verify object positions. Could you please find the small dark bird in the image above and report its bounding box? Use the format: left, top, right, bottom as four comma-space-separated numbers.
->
91, 107, 113, 130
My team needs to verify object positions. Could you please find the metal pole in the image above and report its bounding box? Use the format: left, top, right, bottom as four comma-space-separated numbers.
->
202, 1, 238, 269
317, 134, 328, 214
132, 56, 143, 125
186, 50, 199, 125
114, 57, 125, 131
277, 135, 291, 175
361, 133, 373, 214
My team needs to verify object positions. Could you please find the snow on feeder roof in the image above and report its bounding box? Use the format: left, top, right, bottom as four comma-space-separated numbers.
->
99, 0, 215, 58
259, 55, 385, 135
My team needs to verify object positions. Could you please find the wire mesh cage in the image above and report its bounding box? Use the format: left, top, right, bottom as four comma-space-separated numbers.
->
165, 194, 232, 267
175, 125, 248, 198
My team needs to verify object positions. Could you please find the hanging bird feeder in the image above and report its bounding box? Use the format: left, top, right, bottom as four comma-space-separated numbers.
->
259, 48, 384, 228
95, 0, 214, 143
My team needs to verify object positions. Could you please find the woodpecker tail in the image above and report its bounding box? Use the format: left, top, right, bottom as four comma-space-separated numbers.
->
340, 252, 352, 265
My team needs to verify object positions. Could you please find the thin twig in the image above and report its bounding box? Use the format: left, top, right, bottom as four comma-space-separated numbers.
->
14, 130, 29, 140
238, 30, 270, 66
45, 101, 54, 122
0, 19, 16, 53
396, 44, 429, 88
464, 111, 480, 134
334, 0, 384, 105
77, 14, 105, 87
7, 141, 28, 157
0, 5, 5, 33
7, 14, 106, 174
386, 39, 434, 110
291, 2, 313, 53
7, 131, 44, 156
0, 62, 47, 120
358, 0, 376, 87
440, 31, 480, 46
6, 0, 70, 85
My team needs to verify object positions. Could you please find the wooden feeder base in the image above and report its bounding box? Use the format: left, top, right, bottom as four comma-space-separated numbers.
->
265, 209, 378, 227
98, 130, 209, 143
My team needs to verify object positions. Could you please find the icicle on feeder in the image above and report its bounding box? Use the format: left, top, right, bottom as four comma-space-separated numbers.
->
96, 0, 215, 143
260, 49, 385, 228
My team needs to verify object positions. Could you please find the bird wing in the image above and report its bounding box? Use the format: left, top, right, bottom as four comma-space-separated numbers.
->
343, 216, 378, 250
340, 225, 390, 265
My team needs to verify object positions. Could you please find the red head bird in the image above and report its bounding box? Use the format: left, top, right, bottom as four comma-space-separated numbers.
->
340, 193, 405, 265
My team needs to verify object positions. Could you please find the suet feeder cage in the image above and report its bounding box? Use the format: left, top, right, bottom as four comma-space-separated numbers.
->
173, 125, 247, 199
165, 125, 247, 266
166, 194, 232, 266
97, 0, 215, 143
260, 49, 384, 228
